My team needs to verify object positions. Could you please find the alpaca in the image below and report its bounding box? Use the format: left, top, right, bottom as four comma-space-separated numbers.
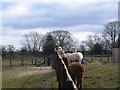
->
70, 47, 84, 64
57, 47, 83, 63
70, 47, 77, 53
58, 47, 85, 89
68, 62, 85, 90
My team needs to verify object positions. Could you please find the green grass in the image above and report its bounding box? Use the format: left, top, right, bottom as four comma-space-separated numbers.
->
2, 62, 119, 89
83, 64, 119, 88
2, 67, 58, 88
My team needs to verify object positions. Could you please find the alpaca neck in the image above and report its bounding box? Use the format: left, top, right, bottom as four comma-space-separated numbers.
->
57, 49, 66, 59
62, 50, 66, 58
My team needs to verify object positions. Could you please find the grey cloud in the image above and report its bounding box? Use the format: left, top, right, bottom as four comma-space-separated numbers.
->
2, 2, 118, 30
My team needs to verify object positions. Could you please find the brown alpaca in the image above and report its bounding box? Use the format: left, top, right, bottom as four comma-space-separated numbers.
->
68, 62, 85, 90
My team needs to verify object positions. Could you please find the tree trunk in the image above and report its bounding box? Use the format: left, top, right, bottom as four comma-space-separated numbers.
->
47, 56, 50, 66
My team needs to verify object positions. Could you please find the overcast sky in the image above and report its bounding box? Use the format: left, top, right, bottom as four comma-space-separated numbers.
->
1, 0, 119, 49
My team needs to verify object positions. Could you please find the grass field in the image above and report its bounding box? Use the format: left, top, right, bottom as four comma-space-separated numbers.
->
2, 67, 58, 88
83, 64, 119, 88
2, 62, 119, 89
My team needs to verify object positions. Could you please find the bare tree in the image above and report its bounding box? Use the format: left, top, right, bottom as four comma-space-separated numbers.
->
84, 34, 104, 52
84, 35, 95, 51
117, 33, 120, 47
21, 32, 44, 65
7, 45, 15, 67
102, 21, 120, 49
49, 30, 74, 50
0, 45, 7, 58
20, 47, 27, 66
7, 45, 15, 56
79, 41, 86, 52
22, 32, 43, 52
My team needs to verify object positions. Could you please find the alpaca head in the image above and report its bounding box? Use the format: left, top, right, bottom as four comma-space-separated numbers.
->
70, 47, 77, 53
58, 47, 63, 51
57, 47, 66, 58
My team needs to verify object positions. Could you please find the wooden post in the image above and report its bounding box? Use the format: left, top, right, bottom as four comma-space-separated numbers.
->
21, 58, 24, 67
43, 58, 46, 66
59, 68, 66, 89
9, 51, 13, 68
66, 81, 75, 89
47, 55, 50, 66
10, 58, 12, 68
22, 59, 24, 67
31, 57, 33, 65
55, 52, 78, 90
56, 57, 61, 81
107, 54, 109, 62
35, 58, 37, 67
100, 55, 102, 62
91, 55, 93, 63
21, 57, 24, 67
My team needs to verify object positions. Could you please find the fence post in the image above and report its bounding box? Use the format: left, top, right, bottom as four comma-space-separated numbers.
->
21, 57, 24, 67
66, 81, 75, 89
31, 57, 33, 65
91, 55, 93, 62
107, 54, 109, 62
55, 52, 78, 90
10, 58, 12, 67
35, 58, 37, 67
55, 52, 61, 81
59, 67, 67, 89
100, 54, 102, 62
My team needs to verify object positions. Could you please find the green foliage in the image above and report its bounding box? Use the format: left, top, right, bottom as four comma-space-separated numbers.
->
50, 30, 74, 50
84, 64, 119, 88
92, 43, 103, 55
42, 34, 56, 55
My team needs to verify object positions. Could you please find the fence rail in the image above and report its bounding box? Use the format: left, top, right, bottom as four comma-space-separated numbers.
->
83, 55, 112, 64
2, 57, 46, 69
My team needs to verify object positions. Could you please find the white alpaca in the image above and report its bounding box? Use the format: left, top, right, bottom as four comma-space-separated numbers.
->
57, 47, 83, 63
70, 47, 77, 53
